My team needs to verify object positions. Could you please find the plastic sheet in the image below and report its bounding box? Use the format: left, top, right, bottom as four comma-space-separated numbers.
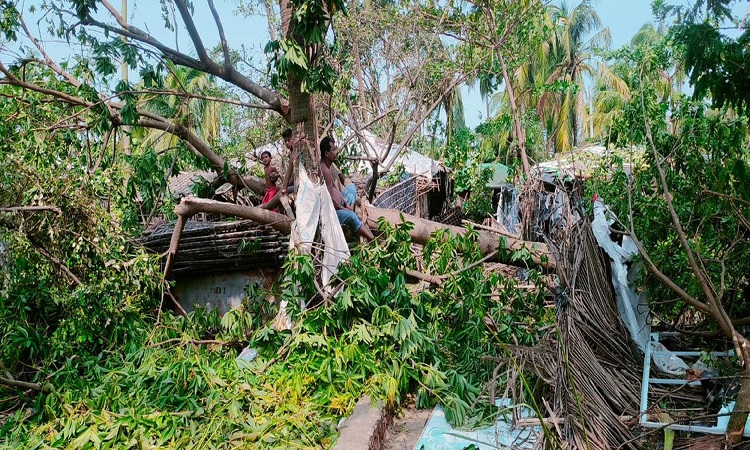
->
592, 198, 651, 352
291, 164, 350, 287
651, 342, 690, 375
414, 401, 537, 450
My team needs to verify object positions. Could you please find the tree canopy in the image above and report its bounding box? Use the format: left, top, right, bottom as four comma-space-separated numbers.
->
2, 0, 750, 447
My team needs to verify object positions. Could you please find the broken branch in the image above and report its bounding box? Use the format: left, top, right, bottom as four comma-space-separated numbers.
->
0, 375, 48, 392
0, 206, 61, 214
365, 205, 554, 269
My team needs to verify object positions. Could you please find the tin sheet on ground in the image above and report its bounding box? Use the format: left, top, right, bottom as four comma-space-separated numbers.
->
414, 403, 537, 450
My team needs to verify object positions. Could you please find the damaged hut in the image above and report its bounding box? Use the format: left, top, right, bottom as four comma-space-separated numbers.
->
140, 171, 288, 315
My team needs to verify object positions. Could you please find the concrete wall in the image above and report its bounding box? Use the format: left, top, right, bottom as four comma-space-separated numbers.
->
173, 269, 280, 315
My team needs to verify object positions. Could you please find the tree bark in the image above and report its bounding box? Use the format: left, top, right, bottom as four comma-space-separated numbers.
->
287, 74, 319, 176
0, 376, 47, 392
727, 350, 750, 444
638, 85, 750, 444
174, 197, 292, 234
364, 205, 554, 269
162, 199, 553, 272
162, 197, 292, 280
497, 50, 531, 175
279, 0, 319, 178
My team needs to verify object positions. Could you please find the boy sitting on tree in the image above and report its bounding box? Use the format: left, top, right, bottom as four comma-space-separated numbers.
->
320, 136, 374, 241
260, 150, 280, 210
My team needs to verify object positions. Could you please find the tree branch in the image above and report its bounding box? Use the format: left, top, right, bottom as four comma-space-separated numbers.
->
702, 189, 750, 208
0, 206, 61, 214
0, 375, 47, 392
164, 286, 190, 319
175, 197, 292, 234
81, 6, 287, 119
626, 226, 711, 316
81, 15, 202, 68
207, 0, 232, 68
125, 89, 275, 110
162, 197, 291, 280
365, 205, 554, 269
18, 16, 80, 88
30, 240, 82, 286
150, 338, 228, 347
173, 0, 211, 64
405, 250, 500, 286
0, 63, 90, 108
0, 68, 268, 193
405, 268, 445, 285
639, 85, 734, 338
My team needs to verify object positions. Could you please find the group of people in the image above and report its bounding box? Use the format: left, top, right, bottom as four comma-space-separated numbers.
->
259, 129, 374, 241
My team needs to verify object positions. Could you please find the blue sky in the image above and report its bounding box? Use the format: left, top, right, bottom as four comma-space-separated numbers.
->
596, 1, 656, 49
128, 0, 661, 128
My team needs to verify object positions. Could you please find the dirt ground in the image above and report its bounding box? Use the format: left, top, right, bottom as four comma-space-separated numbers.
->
382, 406, 432, 450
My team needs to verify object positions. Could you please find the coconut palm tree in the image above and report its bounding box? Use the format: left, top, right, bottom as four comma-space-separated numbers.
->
481, 1, 610, 155
592, 23, 685, 140
138, 61, 224, 153
539, 0, 611, 152
590, 61, 631, 141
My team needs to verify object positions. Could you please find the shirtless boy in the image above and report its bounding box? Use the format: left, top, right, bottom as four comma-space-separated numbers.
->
320, 136, 374, 241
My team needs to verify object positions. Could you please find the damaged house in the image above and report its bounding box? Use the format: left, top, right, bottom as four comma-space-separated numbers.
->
140, 171, 288, 315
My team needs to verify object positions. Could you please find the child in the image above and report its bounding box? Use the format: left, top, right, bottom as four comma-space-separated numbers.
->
260, 150, 280, 210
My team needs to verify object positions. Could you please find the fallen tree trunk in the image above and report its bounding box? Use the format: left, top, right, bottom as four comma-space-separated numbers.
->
162, 198, 553, 281
364, 206, 554, 269
175, 197, 292, 234
225, 174, 266, 197
163, 197, 292, 279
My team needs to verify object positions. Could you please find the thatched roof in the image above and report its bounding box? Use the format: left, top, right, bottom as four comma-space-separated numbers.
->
140, 219, 287, 276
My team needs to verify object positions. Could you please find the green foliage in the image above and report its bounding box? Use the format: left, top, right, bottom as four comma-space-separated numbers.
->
461, 167, 493, 223
0, 2, 20, 42
2, 310, 343, 449
73, 0, 99, 21
0, 66, 163, 402
385, 163, 406, 186
588, 48, 750, 325
274, 221, 550, 426
264, 0, 345, 95
0, 1, 560, 446
475, 111, 544, 166
266, 39, 338, 95
2, 219, 551, 447
674, 25, 750, 113
125, 148, 179, 229
443, 128, 496, 222
651, 0, 750, 113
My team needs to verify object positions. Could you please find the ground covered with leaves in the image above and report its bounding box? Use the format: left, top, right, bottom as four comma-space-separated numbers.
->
1, 221, 551, 449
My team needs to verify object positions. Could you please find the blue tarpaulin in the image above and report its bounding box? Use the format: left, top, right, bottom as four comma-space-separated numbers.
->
414, 402, 537, 450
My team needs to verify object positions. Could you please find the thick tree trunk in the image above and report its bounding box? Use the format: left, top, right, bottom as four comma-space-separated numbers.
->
162, 198, 553, 277
175, 197, 292, 234
162, 197, 292, 280
279, 0, 319, 178
497, 50, 531, 175
287, 74, 319, 176
364, 205, 554, 269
